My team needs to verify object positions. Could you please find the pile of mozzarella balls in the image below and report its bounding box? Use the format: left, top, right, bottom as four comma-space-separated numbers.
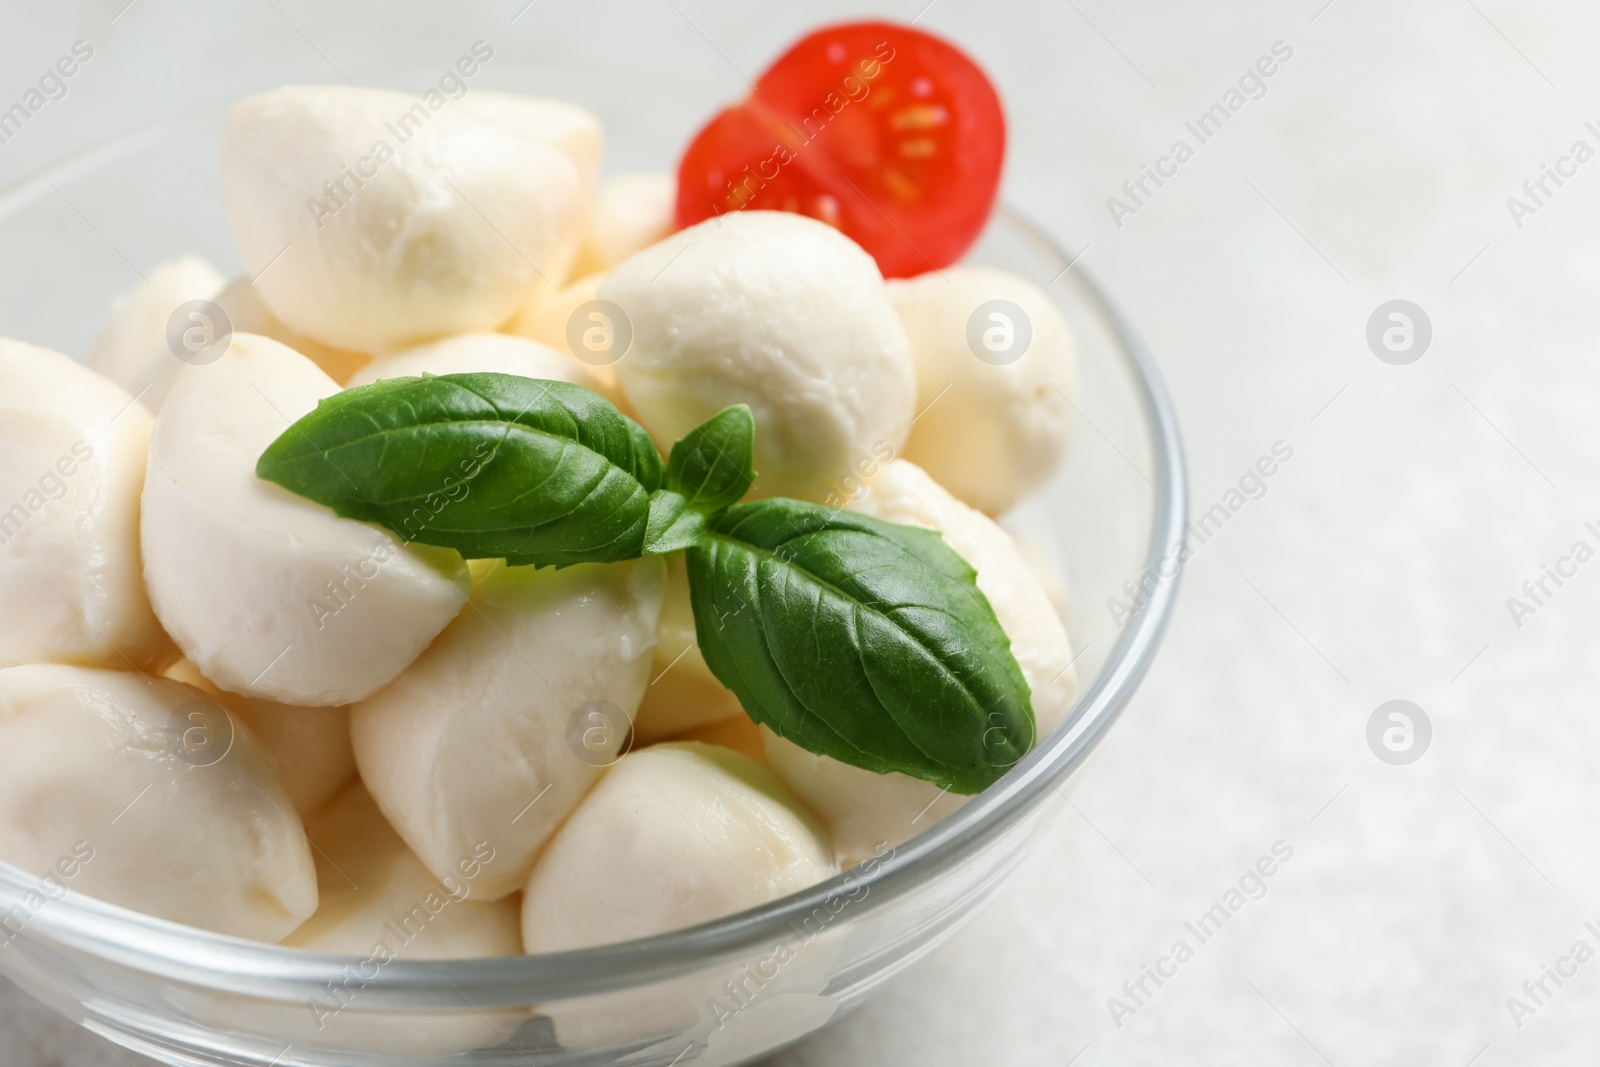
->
0, 85, 1078, 957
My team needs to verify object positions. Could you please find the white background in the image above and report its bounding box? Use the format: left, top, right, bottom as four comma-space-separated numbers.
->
3, 0, 1600, 1064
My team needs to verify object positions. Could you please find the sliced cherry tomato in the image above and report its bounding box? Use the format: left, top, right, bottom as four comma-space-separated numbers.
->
675, 21, 1006, 278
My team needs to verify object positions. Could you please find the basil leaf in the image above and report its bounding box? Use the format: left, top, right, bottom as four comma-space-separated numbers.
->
686, 498, 1035, 794
643, 490, 707, 555
256, 373, 663, 568
665, 404, 756, 514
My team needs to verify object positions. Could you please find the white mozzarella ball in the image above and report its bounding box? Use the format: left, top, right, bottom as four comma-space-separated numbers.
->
763, 460, 1079, 861
164, 657, 355, 818
351, 558, 663, 900
85, 255, 226, 411
602, 211, 914, 501
889, 266, 1077, 515
221, 86, 583, 353
455, 91, 603, 192
571, 173, 675, 276
213, 275, 372, 385
344, 332, 607, 401
141, 333, 470, 706
522, 742, 835, 952
0, 665, 316, 941
281, 783, 520, 957
0, 339, 171, 670
632, 554, 743, 743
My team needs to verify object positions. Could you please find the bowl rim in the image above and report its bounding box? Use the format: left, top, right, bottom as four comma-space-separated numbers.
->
0, 117, 1189, 1005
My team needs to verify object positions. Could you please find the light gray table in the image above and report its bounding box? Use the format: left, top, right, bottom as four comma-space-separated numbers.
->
4, 1, 1597, 1064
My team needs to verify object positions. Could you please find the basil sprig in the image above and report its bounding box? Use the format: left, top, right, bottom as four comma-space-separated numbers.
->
258, 373, 1035, 793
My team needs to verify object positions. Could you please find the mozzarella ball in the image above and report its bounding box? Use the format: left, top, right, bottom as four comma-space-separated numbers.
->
345, 331, 608, 402
632, 554, 743, 743
0, 339, 171, 670
85, 255, 226, 411
352, 558, 663, 900
282, 783, 520, 956
602, 211, 914, 501
889, 266, 1077, 514
221, 86, 583, 353
763, 460, 1079, 863
522, 743, 835, 952
141, 333, 470, 706
455, 91, 603, 192
164, 657, 355, 818
213, 275, 372, 384
571, 173, 675, 276
0, 665, 316, 940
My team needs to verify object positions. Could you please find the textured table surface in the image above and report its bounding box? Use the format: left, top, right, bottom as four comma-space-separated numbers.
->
3, 1, 1598, 1064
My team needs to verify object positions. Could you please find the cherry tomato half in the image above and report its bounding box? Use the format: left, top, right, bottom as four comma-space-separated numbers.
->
675, 21, 1006, 279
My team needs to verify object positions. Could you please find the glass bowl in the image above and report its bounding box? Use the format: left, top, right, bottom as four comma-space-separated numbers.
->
0, 80, 1186, 1067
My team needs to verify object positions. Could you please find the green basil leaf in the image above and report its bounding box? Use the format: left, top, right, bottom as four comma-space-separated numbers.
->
256, 373, 663, 568
686, 498, 1035, 794
643, 490, 707, 555
665, 404, 756, 514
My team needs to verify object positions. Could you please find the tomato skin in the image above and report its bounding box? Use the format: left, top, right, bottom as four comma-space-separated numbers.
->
675, 21, 1006, 279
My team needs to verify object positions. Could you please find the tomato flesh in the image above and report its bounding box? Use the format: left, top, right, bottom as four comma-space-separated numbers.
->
675, 21, 1006, 278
